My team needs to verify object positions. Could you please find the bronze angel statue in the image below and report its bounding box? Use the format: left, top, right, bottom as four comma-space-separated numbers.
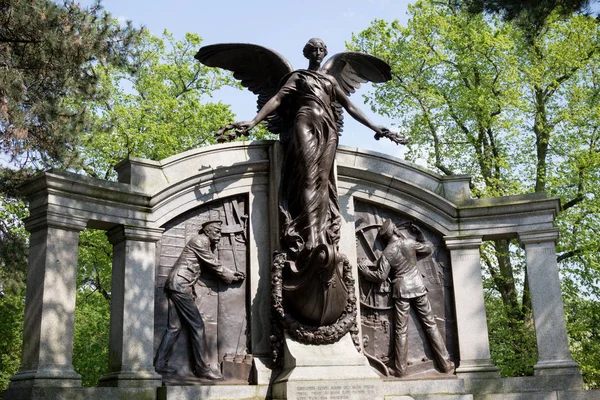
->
195, 38, 406, 337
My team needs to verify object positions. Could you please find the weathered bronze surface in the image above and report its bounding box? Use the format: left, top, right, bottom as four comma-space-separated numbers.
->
195, 39, 406, 343
154, 198, 249, 383
355, 201, 457, 378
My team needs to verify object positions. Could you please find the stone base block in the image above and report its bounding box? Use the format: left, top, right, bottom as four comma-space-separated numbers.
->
283, 333, 368, 368
2, 387, 157, 400
464, 374, 584, 394
272, 370, 383, 400
558, 390, 600, 400
97, 370, 163, 387
384, 377, 466, 398
387, 396, 473, 400
473, 392, 556, 400
473, 391, 600, 400
157, 384, 269, 400
272, 333, 383, 399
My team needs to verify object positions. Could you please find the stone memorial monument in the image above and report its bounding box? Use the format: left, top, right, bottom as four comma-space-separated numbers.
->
3, 38, 597, 400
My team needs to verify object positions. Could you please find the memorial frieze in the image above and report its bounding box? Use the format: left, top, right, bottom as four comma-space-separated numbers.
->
154, 196, 250, 383
354, 200, 457, 378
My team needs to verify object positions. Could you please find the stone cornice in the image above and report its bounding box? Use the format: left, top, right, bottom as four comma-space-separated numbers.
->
458, 193, 560, 218
20, 170, 152, 207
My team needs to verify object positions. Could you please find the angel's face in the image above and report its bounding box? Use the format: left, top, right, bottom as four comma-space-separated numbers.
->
308, 44, 326, 64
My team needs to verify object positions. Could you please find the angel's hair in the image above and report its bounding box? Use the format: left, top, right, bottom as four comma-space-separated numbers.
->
303, 38, 328, 59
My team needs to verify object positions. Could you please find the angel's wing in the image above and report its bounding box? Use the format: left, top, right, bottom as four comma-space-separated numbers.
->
195, 43, 294, 134
320, 52, 392, 95
320, 52, 392, 133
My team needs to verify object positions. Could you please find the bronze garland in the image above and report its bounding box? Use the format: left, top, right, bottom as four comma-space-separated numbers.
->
270, 251, 359, 366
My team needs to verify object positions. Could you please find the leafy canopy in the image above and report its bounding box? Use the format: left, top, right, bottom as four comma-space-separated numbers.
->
79, 30, 239, 180
0, 0, 141, 177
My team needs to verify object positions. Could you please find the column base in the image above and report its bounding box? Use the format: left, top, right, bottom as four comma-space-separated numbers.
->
534, 359, 582, 376
455, 359, 499, 379
8, 367, 82, 388
98, 369, 163, 387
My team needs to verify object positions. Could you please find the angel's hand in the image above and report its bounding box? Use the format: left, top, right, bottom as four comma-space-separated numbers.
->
216, 121, 253, 143
374, 126, 409, 145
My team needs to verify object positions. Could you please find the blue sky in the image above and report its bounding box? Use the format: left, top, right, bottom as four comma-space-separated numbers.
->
82, 0, 414, 157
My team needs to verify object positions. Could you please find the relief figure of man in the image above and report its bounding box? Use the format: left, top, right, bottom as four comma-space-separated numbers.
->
154, 212, 245, 380
358, 219, 454, 377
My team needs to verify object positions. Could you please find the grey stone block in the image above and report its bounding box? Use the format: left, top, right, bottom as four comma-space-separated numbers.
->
472, 393, 556, 400
465, 375, 584, 394
384, 377, 465, 396
158, 384, 267, 400
557, 390, 600, 400
3, 387, 158, 400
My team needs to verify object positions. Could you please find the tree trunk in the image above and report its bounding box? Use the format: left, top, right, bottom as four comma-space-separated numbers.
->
492, 239, 523, 324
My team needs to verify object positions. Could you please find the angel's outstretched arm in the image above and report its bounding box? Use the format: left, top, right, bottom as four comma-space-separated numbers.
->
334, 84, 383, 134
334, 83, 408, 145
248, 92, 285, 130
216, 91, 286, 141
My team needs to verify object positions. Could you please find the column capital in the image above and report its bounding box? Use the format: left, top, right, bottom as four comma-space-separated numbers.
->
518, 229, 559, 245
24, 211, 88, 233
106, 225, 164, 244
444, 236, 483, 250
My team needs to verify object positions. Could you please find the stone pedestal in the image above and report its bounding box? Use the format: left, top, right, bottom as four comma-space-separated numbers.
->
98, 226, 164, 387
444, 237, 499, 379
272, 333, 383, 400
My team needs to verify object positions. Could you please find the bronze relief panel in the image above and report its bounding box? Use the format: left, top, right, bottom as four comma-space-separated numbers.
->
154, 195, 250, 384
354, 200, 457, 378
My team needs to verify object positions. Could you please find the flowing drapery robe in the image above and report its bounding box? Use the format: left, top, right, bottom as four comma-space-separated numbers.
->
277, 69, 342, 258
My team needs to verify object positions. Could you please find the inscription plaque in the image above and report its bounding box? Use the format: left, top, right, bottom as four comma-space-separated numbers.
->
294, 382, 379, 400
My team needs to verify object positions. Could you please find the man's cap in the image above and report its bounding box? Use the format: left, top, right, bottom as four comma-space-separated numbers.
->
379, 219, 395, 239
202, 209, 223, 228
379, 220, 413, 240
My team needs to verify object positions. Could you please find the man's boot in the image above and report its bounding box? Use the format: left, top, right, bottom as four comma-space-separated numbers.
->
154, 328, 180, 375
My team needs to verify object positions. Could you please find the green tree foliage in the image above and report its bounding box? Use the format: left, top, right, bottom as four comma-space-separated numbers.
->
0, 293, 24, 392
485, 296, 537, 377
78, 229, 113, 302
71, 229, 113, 385
72, 291, 110, 387
78, 29, 237, 180
564, 289, 600, 388
0, 0, 141, 178
350, 0, 600, 383
0, 196, 28, 295
462, 0, 596, 34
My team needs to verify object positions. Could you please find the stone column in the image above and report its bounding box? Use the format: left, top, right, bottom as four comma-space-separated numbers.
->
444, 236, 499, 378
8, 215, 87, 388
98, 225, 164, 387
519, 230, 580, 376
